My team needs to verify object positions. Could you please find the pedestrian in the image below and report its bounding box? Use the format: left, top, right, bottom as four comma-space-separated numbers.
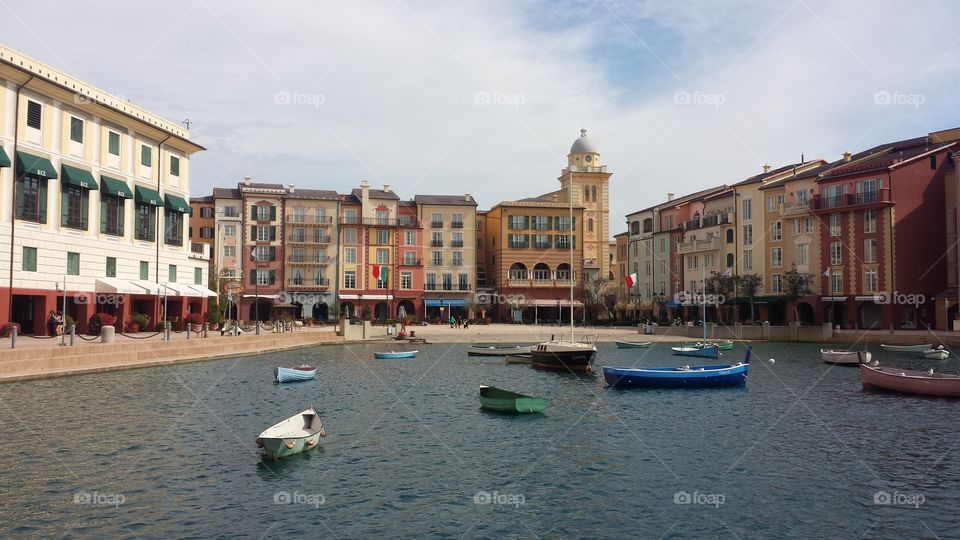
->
55, 312, 64, 336
449, 315, 455, 328
46, 311, 57, 336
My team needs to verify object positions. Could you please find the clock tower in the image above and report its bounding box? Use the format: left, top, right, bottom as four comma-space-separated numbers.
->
559, 129, 612, 284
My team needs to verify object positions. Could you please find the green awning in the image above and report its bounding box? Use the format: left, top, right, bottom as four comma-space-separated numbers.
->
100, 175, 132, 199
164, 193, 191, 214
60, 164, 98, 190
15, 151, 58, 179
135, 185, 162, 206
0, 147, 10, 168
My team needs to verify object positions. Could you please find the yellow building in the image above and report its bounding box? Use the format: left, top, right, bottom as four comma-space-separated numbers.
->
415, 194, 478, 318
282, 186, 339, 320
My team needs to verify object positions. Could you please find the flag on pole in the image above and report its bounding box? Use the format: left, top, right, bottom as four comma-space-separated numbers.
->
722, 268, 733, 278
373, 266, 388, 281
823, 268, 831, 277
625, 273, 637, 288
373, 266, 381, 279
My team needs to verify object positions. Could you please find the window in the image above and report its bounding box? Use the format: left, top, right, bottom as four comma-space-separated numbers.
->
66, 252, 80, 275
556, 235, 574, 249
508, 234, 529, 248
556, 216, 573, 231
376, 248, 389, 264
805, 217, 814, 234
376, 210, 389, 225
432, 251, 443, 265
292, 248, 305, 262
831, 270, 843, 294
864, 269, 878, 293
141, 145, 152, 167
588, 218, 594, 232
61, 185, 89, 230
290, 207, 305, 223
199, 207, 214, 219
797, 243, 809, 265
452, 213, 464, 227
771, 274, 783, 293
255, 205, 272, 221
742, 224, 753, 245
451, 232, 463, 247
405, 230, 416, 245
290, 268, 305, 286
864, 209, 876, 234
426, 273, 437, 289
404, 251, 417, 265
224, 225, 236, 237
167, 154, 180, 175
431, 232, 443, 247
459, 273, 469, 290
591, 186, 597, 201
257, 226, 272, 242
742, 198, 752, 220
508, 215, 528, 230
477, 267, 486, 286
452, 252, 463, 266
533, 234, 552, 249
344, 228, 357, 244
254, 245, 273, 262
743, 250, 753, 272
771, 247, 782, 268
168, 264, 177, 282
343, 209, 358, 224
375, 229, 388, 245
106, 257, 116, 277
771, 221, 782, 241
830, 242, 843, 265
476, 238, 482, 249
108, 131, 120, 156
829, 214, 841, 236
165, 210, 183, 245
16, 175, 46, 223
584, 186, 590, 201
252, 269, 273, 286
194, 267, 202, 285
224, 245, 236, 257
532, 215, 552, 230
199, 227, 214, 239
100, 194, 124, 236
442, 273, 453, 291
767, 196, 777, 212
400, 272, 412, 289
70, 117, 84, 143
22, 247, 37, 272
140, 261, 149, 280
864, 239, 877, 263
26, 100, 42, 129
793, 219, 801, 235
223, 206, 238, 218
726, 253, 734, 268
345, 248, 357, 263
726, 229, 734, 243
509, 264, 527, 279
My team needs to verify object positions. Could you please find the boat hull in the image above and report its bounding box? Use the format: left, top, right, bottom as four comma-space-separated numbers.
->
531, 349, 596, 372
860, 364, 960, 397
880, 344, 932, 353
479, 386, 549, 413
924, 349, 950, 360
603, 364, 748, 388
505, 354, 533, 364
259, 435, 322, 459
467, 346, 532, 357
374, 351, 418, 359
671, 346, 720, 359
274, 367, 317, 383
615, 341, 652, 349
821, 349, 871, 365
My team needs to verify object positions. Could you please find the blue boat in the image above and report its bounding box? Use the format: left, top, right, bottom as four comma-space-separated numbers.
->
604, 347, 751, 388
274, 365, 317, 383
671, 344, 720, 358
374, 350, 418, 359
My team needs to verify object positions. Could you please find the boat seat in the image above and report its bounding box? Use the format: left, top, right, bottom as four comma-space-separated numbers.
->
302, 414, 315, 429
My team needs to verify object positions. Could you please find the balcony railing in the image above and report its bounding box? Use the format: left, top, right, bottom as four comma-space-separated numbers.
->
189, 242, 210, 260
507, 278, 576, 288
425, 284, 472, 291
341, 217, 418, 227
286, 214, 334, 225
780, 202, 810, 216
451, 221, 464, 228
431, 240, 444, 247
450, 240, 464, 247
287, 255, 335, 264
811, 188, 891, 211
400, 258, 422, 266
676, 237, 721, 254
287, 278, 330, 288
430, 221, 443, 228
287, 234, 332, 244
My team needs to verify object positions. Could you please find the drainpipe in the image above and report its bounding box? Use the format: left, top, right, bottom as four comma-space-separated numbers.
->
8, 75, 34, 325
154, 135, 172, 283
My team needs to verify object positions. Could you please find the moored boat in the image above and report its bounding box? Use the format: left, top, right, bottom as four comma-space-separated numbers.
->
821, 349, 871, 365
479, 385, 549, 413
274, 364, 317, 383
604, 347, 751, 389
505, 354, 533, 365
374, 350, 418, 359
880, 344, 933, 353
531, 338, 598, 372
256, 406, 327, 459
859, 364, 960, 397
923, 346, 950, 360
467, 345, 533, 357
614, 340, 653, 349
672, 345, 720, 359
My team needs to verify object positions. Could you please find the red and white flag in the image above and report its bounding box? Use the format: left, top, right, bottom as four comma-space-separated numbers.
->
625, 273, 637, 288
823, 268, 831, 277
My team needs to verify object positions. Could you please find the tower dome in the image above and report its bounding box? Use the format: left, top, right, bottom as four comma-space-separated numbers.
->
570, 128, 598, 154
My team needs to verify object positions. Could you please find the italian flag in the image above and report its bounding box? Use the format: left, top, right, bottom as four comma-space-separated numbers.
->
624, 273, 637, 288
373, 265, 388, 281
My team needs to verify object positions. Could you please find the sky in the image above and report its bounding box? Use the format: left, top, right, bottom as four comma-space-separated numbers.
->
3, 0, 958, 234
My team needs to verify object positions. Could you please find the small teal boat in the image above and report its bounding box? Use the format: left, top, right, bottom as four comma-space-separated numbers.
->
479, 386, 549, 413
256, 406, 327, 459
274, 365, 317, 383
374, 350, 418, 359
615, 340, 653, 349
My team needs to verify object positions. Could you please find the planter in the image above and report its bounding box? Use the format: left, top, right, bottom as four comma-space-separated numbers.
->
191, 324, 203, 333
127, 323, 140, 333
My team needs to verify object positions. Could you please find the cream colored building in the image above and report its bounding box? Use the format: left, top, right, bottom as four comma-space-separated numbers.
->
415, 194, 478, 318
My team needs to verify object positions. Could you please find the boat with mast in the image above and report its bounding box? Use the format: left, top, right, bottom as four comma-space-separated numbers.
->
672, 264, 719, 359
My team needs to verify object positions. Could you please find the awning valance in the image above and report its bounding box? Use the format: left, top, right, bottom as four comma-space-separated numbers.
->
135, 185, 162, 206
164, 193, 191, 214
187, 285, 218, 297
15, 151, 57, 179
95, 278, 144, 295
100, 175, 132, 199
424, 299, 467, 307
60, 164, 98, 190
0, 146, 10, 168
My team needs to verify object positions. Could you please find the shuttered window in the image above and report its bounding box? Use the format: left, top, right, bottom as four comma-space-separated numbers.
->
15, 175, 47, 223
108, 131, 120, 156
106, 257, 116, 277
22, 247, 37, 272
67, 252, 80, 275
141, 145, 151, 167
26, 100, 41, 129
70, 117, 84, 143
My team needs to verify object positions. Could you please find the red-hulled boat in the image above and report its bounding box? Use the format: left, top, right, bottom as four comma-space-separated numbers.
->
859, 364, 960, 397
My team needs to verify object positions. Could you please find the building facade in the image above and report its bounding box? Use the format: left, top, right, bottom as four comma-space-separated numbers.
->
416, 194, 478, 319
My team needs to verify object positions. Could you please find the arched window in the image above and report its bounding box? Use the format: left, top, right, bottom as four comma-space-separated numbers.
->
726, 253, 734, 268
532, 263, 550, 281
509, 262, 528, 280
642, 218, 653, 233
591, 186, 597, 201
726, 229, 734, 243
631, 221, 641, 234
584, 186, 590, 201
556, 263, 571, 280
588, 218, 594, 232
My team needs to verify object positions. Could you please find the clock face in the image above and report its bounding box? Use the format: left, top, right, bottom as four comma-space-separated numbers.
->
585, 155, 593, 162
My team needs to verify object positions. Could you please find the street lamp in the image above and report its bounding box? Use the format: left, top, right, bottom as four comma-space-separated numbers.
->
251, 250, 261, 335
55, 277, 67, 346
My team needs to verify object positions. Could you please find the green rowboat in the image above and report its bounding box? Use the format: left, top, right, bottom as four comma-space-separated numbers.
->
479, 385, 549, 413
256, 406, 327, 459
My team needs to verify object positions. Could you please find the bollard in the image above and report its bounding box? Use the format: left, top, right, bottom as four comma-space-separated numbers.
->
70, 324, 75, 346
11, 325, 16, 349
186, 323, 191, 340
165, 322, 171, 341
101, 325, 115, 344
203, 323, 209, 338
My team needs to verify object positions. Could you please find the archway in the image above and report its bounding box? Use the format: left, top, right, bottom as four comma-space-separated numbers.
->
509, 262, 527, 280
340, 302, 355, 320
768, 302, 786, 325
248, 299, 272, 322
397, 300, 416, 319
312, 302, 329, 321
796, 301, 815, 324
532, 263, 550, 281
291, 302, 303, 319
374, 301, 389, 321
859, 303, 883, 330
826, 302, 846, 328
556, 263, 571, 280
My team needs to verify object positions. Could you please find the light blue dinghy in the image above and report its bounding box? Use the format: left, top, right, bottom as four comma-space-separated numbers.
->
274, 365, 317, 383
374, 350, 418, 360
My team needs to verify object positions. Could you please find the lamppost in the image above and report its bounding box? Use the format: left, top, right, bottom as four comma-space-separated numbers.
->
157, 284, 169, 340
251, 250, 261, 335
56, 277, 67, 346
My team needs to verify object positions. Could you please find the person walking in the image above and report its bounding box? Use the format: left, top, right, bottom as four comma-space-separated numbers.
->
46, 311, 57, 336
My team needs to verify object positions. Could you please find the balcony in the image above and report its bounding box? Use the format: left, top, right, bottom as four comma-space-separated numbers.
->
344, 217, 419, 227
287, 234, 332, 244
508, 278, 576, 288
287, 278, 330, 289
286, 214, 334, 225
400, 258, 422, 266
451, 221, 464, 228
430, 221, 444, 228
451, 240, 464, 248
780, 202, 810, 216
676, 237, 721, 254
431, 240, 444, 247
339, 216, 360, 225
811, 188, 892, 213
287, 255, 335, 264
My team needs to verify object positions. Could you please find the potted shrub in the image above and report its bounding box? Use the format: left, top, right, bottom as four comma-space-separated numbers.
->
206, 308, 223, 331
0, 322, 20, 338
186, 313, 204, 332
128, 313, 150, 333
87, 312, 116, 335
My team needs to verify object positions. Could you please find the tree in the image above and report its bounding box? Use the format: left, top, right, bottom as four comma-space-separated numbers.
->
581, 273, 614, 323
736, 273, 763, 324
704, 271, 735, 323
783, 267, 813, 324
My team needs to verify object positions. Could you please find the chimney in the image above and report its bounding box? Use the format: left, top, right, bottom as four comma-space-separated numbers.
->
843, 150, 852, 162
465, 193, 471, 201
360, 179, 370, 205
383, 184, 390, 192
243, 175, 251, 185
667, 193, 675, 201
288, 184, 296, 193
762, 163, 771, 173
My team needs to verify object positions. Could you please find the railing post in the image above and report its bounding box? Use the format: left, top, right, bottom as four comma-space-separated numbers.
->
11, 325, 16, 349
70, 324, 75, 346
187, 323, 191, 340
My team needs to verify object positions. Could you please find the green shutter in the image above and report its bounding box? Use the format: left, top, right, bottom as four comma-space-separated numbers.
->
60, 190, 69, 227
81, 191, 89, 230
251, 205, 257, 219
250, 225, 256, 240
38, 181, 47, 223
250, 270, 256, 285
523, 216, 529, 229
269, 270, 276, 285
270, 226, 276, 241
118, 200, 125, 236
269, 206, 276, 220
14, 180, 24, 219
100, 199, 108, 233
269, 246, 276, 261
